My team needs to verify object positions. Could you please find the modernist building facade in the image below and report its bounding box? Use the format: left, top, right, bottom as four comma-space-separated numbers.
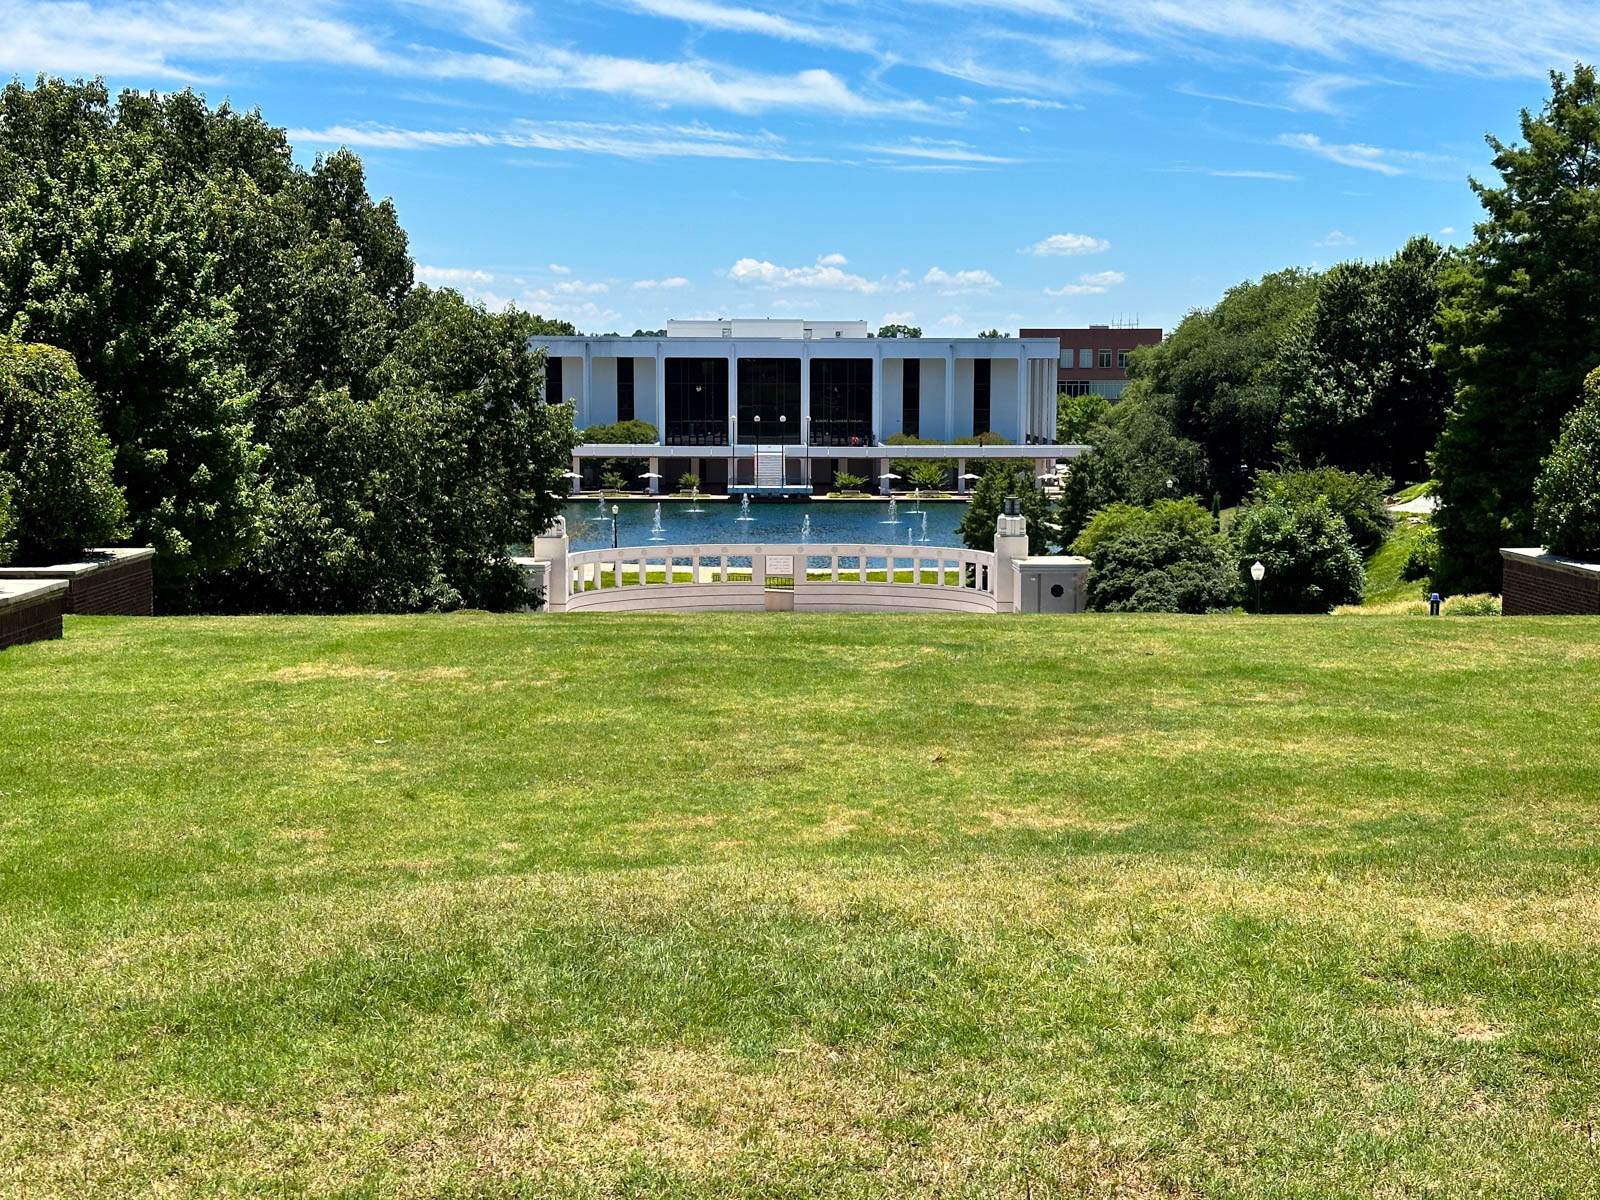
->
1019, 325, 1164, 401
533, 319, 1066, 493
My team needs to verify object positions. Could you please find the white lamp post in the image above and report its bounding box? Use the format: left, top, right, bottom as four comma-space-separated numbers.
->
1250, 560, 1266, 613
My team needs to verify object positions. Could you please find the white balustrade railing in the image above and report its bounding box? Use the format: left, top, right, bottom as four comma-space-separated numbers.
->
560, 543, 995, 610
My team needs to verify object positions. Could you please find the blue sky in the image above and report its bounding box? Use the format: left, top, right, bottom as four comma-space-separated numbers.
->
4, 1, 1597, 335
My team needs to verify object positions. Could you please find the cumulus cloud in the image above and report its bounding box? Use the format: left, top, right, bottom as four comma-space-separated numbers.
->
1046, 270, 1126, 296
415, 265, 496, 284
923, 267, 1000, 294
727, 255, 909, 294
633, 276, 691, 289
1024, 233, 1110, 257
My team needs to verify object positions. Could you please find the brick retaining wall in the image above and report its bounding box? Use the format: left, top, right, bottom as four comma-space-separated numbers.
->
1501, 548, 1600, 616
0, 548, 156, 616
0, 581, 67, 650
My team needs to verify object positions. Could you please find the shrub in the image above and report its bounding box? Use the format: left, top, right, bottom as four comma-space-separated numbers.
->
908, 462, 950, 492
677, 472, 701, 493
1401, 524, 1439, 581
1533, 367, 1600, 558
579, 419, 658, 444
1252, 467, 1393, 557
1075, 499, 1234, 613
1444, 592, 1501, 616
601, 470, 626, 492
1233, 498, 1365, 612
834, 471, 867, 492
0, 338, 127, 562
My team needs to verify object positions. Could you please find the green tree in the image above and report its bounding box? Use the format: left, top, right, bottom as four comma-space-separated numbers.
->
876, 323, 922, 338
0, 337, 126, 562
1132, 267, 1321, 503
957, 464, 1052, 555
1250, 466, 1393, 557
1280, 237, 1453, 483
1233, 498, 1365, 612
1056, 391, 1108, 444
0, 78, 268, 599
978, 329, 1010, 338
1533, 367, 1600, 557
1433, 66, 1600, 591
1057, 393, 1210, 547
908, 462, 949, 492
0, 473, 15, 564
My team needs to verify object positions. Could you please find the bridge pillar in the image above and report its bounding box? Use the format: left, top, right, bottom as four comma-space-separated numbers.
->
993, 501, 1029, 613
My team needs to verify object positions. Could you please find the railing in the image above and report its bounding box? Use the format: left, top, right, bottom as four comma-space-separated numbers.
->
560, 543, 997, 613
663, 421, 729, 446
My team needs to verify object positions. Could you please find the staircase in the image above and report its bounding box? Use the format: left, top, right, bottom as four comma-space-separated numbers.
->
755, 445, 785, 489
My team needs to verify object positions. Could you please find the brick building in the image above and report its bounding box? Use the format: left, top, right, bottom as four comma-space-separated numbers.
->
1019, 325, 1164, 401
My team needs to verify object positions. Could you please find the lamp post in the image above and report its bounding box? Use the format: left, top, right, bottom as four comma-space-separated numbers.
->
779, 412, 787, 488
1250, 559, 1265, 613
612, 503, 620, 549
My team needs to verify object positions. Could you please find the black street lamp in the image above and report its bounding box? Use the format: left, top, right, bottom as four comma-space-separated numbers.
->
611, 503, 620, 549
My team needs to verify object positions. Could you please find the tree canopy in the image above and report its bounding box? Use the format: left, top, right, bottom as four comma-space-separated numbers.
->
1432, 65, 1600, 591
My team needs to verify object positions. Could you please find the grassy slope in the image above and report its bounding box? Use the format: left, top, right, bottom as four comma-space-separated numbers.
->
4, 613, 1600, 1197
1363, 515, 1432, 605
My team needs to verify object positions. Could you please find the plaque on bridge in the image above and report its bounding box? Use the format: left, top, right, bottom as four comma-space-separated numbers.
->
765, 555, 794, 576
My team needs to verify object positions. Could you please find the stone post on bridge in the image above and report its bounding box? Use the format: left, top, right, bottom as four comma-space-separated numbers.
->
518, 515, 570, 613
993, 495, 1029, 612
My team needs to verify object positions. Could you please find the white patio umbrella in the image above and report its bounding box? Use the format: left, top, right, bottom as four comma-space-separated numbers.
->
638, 471, 663, 479
957, 472, 981, 481
878, 472, 901, 480
561, 470, 582, 480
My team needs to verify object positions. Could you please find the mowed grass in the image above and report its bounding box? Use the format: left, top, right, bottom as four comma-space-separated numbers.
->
4, 613, 1600, 1198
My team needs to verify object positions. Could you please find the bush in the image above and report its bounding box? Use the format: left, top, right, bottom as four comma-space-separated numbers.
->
0, 338, 127, 562
1533, 367, 1600, 558
1444, 592, 1501, 616
908, 462, 950, 492
677, 472, 701, 493
1076, 499, 1234, 613
1401, 524, 1439, 581
1233, 498, 1365, 612
579, 419, 658, 444
834, 471, 867, 492
1252, 467, 1392, 557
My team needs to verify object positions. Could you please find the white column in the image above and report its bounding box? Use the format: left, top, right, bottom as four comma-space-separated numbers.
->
1017, 347, 1028, 444
870, 351, 883, 446
648, 456, 660, 495
944, 348, 955, 443
957, 457, 968, 495
581, 344, 593, 429
727, 346, 739, 451
655, 342, 667, 438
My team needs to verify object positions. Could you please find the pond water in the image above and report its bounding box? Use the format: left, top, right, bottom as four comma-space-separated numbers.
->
562, 498, 968, 551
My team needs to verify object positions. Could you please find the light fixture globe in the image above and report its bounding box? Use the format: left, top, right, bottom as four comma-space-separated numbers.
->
1250, 560, 1266, 583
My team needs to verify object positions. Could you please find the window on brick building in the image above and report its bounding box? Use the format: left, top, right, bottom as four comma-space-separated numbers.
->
1098, 349, 1113, 368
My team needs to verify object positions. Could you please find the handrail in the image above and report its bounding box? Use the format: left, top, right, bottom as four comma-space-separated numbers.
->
562, 542, 995, 600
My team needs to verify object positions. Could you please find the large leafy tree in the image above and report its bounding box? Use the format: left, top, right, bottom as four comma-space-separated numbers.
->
1131, 268, 1321, 503
1279, 237, 1453, 483
0, 77, 267, 597
1233, 498, 1365, 613
1432, 66, 1600, 592
956, 464, 1053, 555
1533, 366, 1600, 557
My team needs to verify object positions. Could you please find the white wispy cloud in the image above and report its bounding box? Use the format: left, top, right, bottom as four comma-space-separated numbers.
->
1278, 132, 1458, 177
1284, 72, 1370, 115
288, 119, 810, 161
1156, 165, 1301, 181
1046, 269, 1126, 296
633, 277, 691, 289
605, 0, 876, 53
862, 138, 1020, 164
416, 265, 496, 285
1024, 233, 1110, 257
923, 267, 1000, 294
727, 255, 911, 294
549, 264, 572, 274
1314, 230, 1356, 247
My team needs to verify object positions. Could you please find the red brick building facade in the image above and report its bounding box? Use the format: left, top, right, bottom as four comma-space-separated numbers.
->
1019, 325, 1163, 401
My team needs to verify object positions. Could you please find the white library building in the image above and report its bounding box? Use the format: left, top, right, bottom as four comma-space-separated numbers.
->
532, 319, 1072, 494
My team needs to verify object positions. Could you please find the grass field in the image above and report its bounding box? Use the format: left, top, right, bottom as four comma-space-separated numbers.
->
4, 613, 1600, 1197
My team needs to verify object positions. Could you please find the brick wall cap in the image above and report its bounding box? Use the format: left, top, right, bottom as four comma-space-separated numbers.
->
0, 578, 68, 612
1501, 547, 1600, 579
0, 546, 156, 580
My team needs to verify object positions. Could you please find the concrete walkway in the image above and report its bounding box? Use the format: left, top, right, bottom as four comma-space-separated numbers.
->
1389, 494, 1438, 515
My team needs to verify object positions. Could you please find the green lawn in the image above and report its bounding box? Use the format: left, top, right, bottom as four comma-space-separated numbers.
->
1363, 515, 1433, 606
4, 613, 1600, 1197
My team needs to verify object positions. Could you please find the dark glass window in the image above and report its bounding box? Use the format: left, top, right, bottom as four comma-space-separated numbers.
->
736, 358, 801, 443
973, 359, 991, 435
1059, 380, 1093, 397
810, 358, 873, 446
546, 354, 563, 405
663, 358, 728, 445
902, 359, 920, 438
1098, 348, 1114, 369
616, 357, 635, 422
